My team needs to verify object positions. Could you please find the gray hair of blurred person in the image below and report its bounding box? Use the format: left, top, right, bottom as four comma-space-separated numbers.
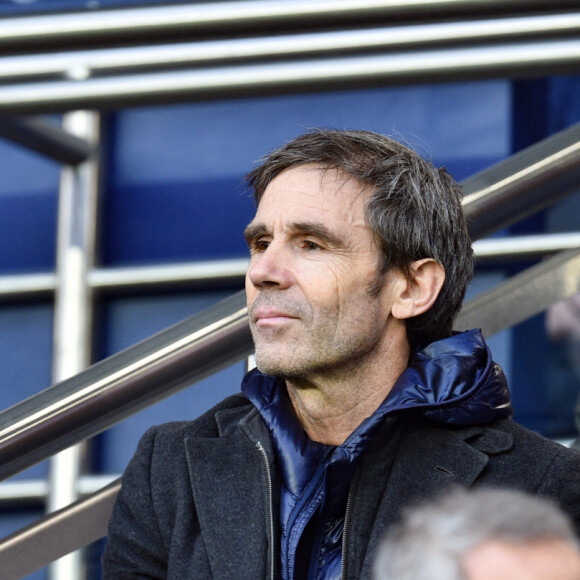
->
246, 129, 474, 350
373, 487, 580, 580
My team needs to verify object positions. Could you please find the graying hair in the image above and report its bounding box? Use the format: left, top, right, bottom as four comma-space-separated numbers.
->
246, 129, 474, 349
373, 487, 580, 580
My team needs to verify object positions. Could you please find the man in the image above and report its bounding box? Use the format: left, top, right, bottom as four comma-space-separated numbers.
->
102, 129, 580, 579
373, 487, 580, 580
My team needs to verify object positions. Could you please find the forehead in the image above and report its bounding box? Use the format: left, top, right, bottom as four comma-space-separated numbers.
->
254, 164, 369, 222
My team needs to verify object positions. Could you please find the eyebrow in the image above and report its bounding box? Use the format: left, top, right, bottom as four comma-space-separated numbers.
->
244, 221, 345, 248
290, 221, 345, 247
243, 223, 267, 246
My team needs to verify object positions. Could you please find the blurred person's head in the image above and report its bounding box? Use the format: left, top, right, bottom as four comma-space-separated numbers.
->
374, 487, 580, 580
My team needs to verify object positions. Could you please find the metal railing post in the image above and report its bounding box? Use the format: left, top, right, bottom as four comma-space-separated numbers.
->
48, 110, 100, 580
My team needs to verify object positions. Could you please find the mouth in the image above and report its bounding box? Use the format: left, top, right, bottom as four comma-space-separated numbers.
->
251, 307, 298, 328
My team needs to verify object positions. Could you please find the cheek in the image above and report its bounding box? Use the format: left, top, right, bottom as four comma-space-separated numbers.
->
306, 265, 364, 323
305, 263, 341, 303
328, 262, 374, 303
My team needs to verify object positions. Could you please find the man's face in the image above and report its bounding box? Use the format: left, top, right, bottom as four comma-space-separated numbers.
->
244, 164, 403, 380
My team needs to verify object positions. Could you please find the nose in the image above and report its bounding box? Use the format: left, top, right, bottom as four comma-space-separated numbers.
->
247, 243, 293, 290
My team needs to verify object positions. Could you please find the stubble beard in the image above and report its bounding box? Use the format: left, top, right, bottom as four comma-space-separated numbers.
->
251, 295, 386, 382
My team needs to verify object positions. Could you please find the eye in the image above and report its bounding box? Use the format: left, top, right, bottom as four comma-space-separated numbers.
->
252, 238, 270, 252
302, 239, 322, 251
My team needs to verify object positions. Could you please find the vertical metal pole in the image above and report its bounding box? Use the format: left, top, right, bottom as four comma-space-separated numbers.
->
48, 111, 100, 580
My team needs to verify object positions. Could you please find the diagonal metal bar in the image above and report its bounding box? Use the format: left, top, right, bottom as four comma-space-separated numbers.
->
0, 478, 120, 580
462, 123, 580, 240
0, 290, 252, 482
455, 248, 580, 337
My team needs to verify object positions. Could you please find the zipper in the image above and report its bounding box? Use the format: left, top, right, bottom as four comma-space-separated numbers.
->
286, 475, 325, 579
256, 441, 275, 580
340, 474, 358, 580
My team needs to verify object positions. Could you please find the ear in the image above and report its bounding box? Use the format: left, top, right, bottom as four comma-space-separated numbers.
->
391, 259, 445, 320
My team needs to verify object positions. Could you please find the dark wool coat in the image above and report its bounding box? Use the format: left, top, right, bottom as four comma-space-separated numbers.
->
102, 393, 580, 580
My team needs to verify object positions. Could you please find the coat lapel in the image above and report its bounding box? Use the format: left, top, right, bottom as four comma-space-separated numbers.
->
353, 419, 514, 579
184, 431, 272, 579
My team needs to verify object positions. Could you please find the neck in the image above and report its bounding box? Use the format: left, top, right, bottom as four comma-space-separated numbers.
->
285, 342, 410, 446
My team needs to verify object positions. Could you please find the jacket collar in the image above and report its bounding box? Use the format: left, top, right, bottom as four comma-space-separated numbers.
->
241, 329, 512, 494
384, 329, 512, 424
242, 328, 512, 429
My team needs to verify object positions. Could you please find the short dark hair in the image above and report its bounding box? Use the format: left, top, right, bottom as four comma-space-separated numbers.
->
246, 129, 474, 348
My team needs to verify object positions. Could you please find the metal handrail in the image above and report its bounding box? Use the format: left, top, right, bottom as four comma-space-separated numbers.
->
456, 248, 580, 336
3, 232, 580, 301
0, 478, 120, 580
472, 232, 580, 262
1, 7, 579, 161
0, 291, 252, 482
1, 38, 580, 114
462, 123, 580, 239
0, 116, 91, 165
1, 8, 579, 162
0, 0, 577, 51
0, 474, 116, 506
1, 7, 578, 163
1, 13, 580, 83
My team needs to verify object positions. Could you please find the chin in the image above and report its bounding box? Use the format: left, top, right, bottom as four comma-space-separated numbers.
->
254, 352, 297, 378
254, 356, 287, 377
